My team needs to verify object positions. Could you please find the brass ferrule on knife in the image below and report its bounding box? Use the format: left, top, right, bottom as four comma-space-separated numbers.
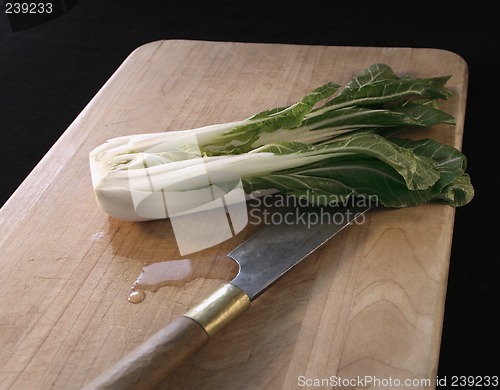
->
184, 283, 251, 338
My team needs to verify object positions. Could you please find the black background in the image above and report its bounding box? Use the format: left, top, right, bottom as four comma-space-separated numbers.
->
1, 0, 498, 380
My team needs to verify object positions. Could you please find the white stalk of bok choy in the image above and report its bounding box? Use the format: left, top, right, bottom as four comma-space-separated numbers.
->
89, 63, 474, 221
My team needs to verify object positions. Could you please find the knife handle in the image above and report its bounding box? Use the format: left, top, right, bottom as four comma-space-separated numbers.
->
84, 283, 250, 390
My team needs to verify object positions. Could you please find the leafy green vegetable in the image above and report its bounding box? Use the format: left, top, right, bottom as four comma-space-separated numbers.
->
89, 63, 474, 221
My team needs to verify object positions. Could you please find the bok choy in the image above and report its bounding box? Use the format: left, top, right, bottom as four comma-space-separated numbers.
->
89, 64, 474, 221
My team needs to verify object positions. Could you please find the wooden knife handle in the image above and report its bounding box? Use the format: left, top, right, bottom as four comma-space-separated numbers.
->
83, 283, 250, 390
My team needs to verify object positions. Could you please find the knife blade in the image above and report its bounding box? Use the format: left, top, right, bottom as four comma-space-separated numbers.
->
230, 203, 369, 300
84, 204, 370, 390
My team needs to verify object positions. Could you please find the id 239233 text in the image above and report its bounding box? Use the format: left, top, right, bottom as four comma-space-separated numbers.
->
4, 2, 53, 14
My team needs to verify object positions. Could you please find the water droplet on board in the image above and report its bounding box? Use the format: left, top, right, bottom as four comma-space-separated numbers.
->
91, 231, 105, 240
128, 289, 146, 304
127, 258, 238, 303
140, 259, 193, 289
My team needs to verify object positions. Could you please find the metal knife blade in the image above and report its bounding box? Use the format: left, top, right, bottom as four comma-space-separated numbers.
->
229, 204, 370, 300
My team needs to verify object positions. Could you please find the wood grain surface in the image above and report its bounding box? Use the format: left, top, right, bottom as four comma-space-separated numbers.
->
0, 40, 468, 389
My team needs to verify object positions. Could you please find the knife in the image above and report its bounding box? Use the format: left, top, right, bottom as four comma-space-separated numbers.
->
84, 204, 370, 389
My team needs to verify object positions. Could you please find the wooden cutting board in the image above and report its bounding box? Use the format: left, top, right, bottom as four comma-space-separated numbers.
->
0, 40, 468, 389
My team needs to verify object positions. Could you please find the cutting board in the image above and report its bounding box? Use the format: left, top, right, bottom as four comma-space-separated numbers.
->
0, 40, 468, 389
